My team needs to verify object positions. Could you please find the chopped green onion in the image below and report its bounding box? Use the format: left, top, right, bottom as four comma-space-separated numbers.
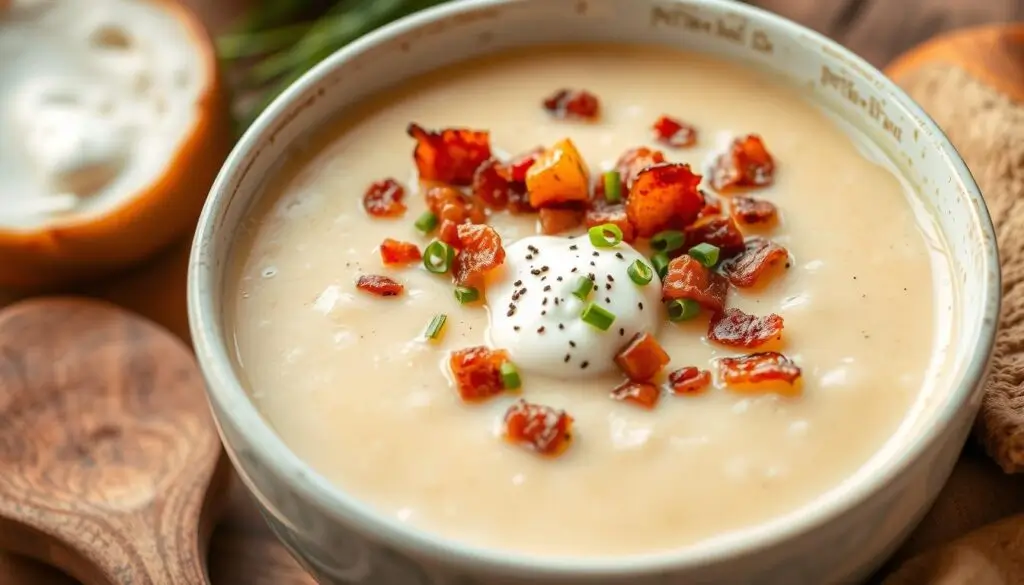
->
651, 252, 671, 279
666, 299, 701, 322
423, 240, 455, 274
500, 361, 522, 390
424, 314, 447, 339
688, 242, 720, 267
454, 286, 480, 304
603, 171, 622, 203
572, 276, 594, 300
580, 301, 616, 331
588, 223, 624, 248
627, 259, 653, 285
650, 230, 685, 253
414, 211, 438, 234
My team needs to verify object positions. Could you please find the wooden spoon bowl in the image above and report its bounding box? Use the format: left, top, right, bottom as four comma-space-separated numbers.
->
0, 297, 228, 585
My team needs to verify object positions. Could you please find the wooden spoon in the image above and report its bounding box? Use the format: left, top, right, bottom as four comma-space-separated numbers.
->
0, 297, 229, 585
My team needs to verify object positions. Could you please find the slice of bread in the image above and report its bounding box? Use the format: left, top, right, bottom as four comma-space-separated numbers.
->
0, 0, 230, 289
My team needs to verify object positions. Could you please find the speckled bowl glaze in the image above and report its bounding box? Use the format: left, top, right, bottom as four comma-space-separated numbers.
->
188, 0, 1000, 583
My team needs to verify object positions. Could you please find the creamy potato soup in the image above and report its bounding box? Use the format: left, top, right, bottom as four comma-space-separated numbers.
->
229, 45, 954, 557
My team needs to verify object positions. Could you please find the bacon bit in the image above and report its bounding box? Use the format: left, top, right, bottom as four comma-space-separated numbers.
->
615, 332, 671, 382
539, 207, 584, 235
425, 186, 487, 234
450, 346, 509, 402
652, 115, 698, 148
710, 134, 775, 191
362, 178, 406, 218
379, 238, 421, 265
668, 367, 712, 395
584, 203, 637, 243
731, 195, 778, 225
472, 158, 512, 210
407, 123, 492, 186
438, 220, 461, 247
618, 147, 667, 193
719, 352, 802, 390
503, 399, 574, 457
542, 89, 600, 121
684, 215, 745, 258
662, 255, 729, 313
355, 274, 403, 297
594, 147, 668, 202
610, 380, 661, 409
708, 308, 784, 348
698, 191, 722, 218
721, 237, 790, 288
501, 147, 544, 184
451, 224, 505, 285
626, 163, 704, 237
507, 187, 536, 215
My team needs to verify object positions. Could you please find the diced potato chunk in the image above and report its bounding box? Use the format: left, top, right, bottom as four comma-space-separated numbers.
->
525, 138, 590, 208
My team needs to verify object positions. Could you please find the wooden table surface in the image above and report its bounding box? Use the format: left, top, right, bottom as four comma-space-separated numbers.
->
3, 1, 1022, 584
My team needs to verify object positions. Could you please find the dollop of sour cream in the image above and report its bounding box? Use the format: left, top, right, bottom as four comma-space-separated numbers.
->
488, 235, 663, 378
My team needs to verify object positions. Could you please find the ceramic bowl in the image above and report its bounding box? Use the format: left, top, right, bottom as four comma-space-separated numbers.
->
187, 0, 1000, 583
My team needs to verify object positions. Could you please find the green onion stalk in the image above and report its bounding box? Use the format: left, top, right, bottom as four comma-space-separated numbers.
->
217, 0, 452, 135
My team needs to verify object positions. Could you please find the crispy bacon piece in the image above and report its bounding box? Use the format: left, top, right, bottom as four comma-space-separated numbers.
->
503, 399, 574, 457
472, 158, 512, 210
618, 146, 668, 195
425, 186, 486, 245
355, 274, 403, 297
450, 346, 509, 402
652, 115, 698, 148
542, 89, 600, 121
668, 367, 712, 395
438, 220, 461, 247
507, 187, 535, 215
708, 308, 784, 348
615, 332, 671, 382
362, 178, 406, 218
699, 191, 722, 218
626, 163, 704, 237
584, 203, 637, 243
683, 215, 745, 257
710, 134, 775, 191
539, 207, 584, 235
610, 380, 661, 409
594, 147, 669, 202
451, 224, 505, 285
407, 123, 491, 185
379, 238, 421, 265
731, 195, 778, 225
662, 255, 729, 313
719, 352, 802, 390
721, 237, 790, 288
485, 148, 543, 214
501, 147, 544, 184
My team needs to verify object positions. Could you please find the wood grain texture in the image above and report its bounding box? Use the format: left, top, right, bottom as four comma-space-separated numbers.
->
0, 298, 228, 585
0, 1, 1018, 585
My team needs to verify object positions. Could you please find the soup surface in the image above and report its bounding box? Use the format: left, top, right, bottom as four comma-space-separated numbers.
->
229, 45, 954, 557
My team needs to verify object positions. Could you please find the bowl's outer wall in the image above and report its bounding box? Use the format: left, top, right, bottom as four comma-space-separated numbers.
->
190, 0, 999, 583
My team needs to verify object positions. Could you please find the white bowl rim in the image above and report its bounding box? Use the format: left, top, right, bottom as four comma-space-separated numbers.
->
188, 0, 1001, 577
